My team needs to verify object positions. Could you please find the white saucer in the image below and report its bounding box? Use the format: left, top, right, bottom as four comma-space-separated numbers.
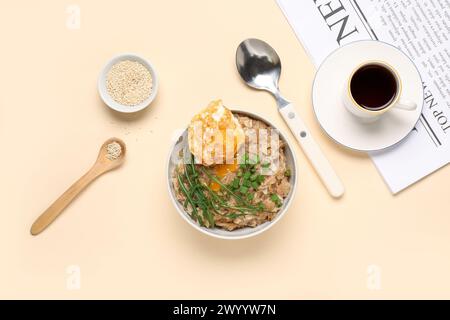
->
312, 40, 423, 152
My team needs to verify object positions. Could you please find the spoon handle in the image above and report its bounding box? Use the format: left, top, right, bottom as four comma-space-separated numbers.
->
279, 104, 345, 198
30, 167, 101, 235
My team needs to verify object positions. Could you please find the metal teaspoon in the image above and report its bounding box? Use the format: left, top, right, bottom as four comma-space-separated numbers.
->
236, 38, 344, 198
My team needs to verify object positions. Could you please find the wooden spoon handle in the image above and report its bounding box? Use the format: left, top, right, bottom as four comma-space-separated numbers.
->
30, 168, 100, 235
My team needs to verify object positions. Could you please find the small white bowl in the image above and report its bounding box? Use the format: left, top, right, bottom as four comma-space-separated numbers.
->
98, 53, 159, 113
167, 109, 298, 240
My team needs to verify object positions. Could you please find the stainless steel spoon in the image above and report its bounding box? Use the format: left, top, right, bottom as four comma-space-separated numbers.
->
236, 38, 344, 198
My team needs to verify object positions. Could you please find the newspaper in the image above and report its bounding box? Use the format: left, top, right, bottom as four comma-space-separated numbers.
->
277, 0, 450, 193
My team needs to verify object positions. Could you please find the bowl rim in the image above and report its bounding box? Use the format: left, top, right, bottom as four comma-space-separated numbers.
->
166, 108, 298, 240
98, 52, 159, 113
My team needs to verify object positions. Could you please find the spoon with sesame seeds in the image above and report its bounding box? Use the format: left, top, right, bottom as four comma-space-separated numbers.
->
30, 138, 126, 236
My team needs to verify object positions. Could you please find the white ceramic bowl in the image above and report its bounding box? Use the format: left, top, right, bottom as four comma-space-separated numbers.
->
167, 109, 298, 240
98, 53, 159, 113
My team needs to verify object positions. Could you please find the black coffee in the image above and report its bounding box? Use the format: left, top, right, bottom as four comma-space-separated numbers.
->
350, 64, 398, 111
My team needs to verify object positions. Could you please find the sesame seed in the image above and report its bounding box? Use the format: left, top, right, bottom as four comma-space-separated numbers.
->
106, 60, 152, 106
106, 142, 122, 161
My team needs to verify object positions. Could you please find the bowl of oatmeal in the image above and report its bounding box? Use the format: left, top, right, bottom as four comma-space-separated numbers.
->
167, 101, 297, 239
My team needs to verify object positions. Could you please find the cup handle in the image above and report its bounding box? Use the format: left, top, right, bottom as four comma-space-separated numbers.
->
394, 99, 417, 111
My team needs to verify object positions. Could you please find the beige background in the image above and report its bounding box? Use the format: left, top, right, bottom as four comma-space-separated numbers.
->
1, 0, 449, 299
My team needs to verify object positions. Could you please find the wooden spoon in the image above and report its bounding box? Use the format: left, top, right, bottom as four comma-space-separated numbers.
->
30, 138, 126, 236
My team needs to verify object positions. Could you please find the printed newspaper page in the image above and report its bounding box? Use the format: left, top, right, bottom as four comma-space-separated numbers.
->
277, 0, 450, 193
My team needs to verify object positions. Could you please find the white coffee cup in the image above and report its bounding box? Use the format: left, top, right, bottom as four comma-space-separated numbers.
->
342, 61, 417, 122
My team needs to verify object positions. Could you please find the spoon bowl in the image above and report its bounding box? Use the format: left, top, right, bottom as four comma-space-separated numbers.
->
236, 38, 282, 94
95, 137, 127, 171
